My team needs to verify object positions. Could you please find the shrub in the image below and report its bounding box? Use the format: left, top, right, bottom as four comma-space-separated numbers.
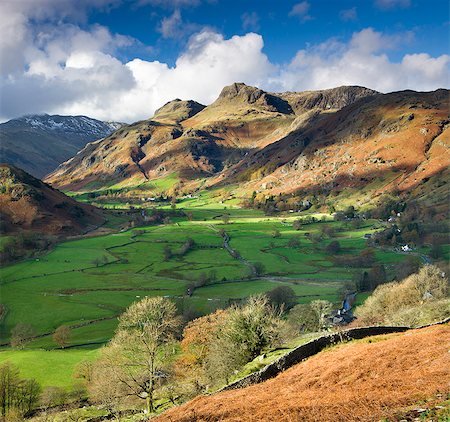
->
265, 286, 296, 310
355, 265, 449, 326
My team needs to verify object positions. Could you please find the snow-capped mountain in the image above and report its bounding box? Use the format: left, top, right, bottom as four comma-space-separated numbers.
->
0, 114, 123, 178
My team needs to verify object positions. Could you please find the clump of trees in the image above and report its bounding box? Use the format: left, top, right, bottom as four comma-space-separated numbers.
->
265, 286, 296, 310
0, 362, 41, 419
355, 265, 449, 327
333, 248, 375, 267
175, 295, 287, 397
163, 238, 196, 261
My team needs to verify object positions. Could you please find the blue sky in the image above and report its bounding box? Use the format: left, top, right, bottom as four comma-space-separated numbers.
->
93, 0, 449, 64
0, 0, 448, 122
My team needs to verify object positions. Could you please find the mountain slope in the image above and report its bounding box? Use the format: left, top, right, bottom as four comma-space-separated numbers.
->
0, 164, 104, 235
211, 88, 450, 209
45, 84, 377, 193
156, 324, 450, 422
0, 114, 122, 178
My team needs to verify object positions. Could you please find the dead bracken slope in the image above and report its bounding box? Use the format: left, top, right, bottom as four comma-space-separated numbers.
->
156, 324, 450, 422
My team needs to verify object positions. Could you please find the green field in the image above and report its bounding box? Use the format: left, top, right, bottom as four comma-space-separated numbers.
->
0, 349, 98, 389
0, 204, 414, 390
0, 207, 408, 348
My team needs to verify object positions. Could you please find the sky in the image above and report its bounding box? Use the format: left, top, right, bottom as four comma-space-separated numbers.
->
0, 0, 448, 123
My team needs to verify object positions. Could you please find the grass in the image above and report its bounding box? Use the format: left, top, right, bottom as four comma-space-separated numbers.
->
156, 324, 450, 422
0, 207, 411, 350
0, 348, 98, 389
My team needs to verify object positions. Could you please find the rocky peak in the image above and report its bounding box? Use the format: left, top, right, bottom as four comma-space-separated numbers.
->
215, 82, 293, 114
153, 99, 206, 123
279, 86, 379, 114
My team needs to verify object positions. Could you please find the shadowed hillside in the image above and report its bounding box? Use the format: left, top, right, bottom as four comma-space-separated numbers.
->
0, 164, 104, 236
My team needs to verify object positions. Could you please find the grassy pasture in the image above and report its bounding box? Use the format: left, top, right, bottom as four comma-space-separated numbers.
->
0, 348, 98, 389
0, 208, 409, 352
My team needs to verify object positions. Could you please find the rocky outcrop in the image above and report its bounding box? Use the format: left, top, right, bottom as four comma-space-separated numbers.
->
153, 99, 206, 123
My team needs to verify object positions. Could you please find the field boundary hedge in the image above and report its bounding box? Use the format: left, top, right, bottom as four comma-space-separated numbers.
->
218, 317, 450, 392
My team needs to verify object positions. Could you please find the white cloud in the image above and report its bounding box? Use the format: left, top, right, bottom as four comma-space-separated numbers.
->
289, 2, 313, 22
375, 0, 411, 9
272, 28, 449, 93
0, 5, 448, 124
339, 7, 357, 22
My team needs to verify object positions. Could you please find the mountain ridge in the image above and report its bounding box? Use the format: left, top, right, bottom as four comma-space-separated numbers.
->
44, 84, 449, 210
0, 114, 123, 178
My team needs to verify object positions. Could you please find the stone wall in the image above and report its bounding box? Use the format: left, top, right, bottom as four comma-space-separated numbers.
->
218, 318, 450, 392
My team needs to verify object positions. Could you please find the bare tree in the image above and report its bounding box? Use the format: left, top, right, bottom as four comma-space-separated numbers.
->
10, 323, 34, 349
91, 297, 181, 413
53, 325, 71, 348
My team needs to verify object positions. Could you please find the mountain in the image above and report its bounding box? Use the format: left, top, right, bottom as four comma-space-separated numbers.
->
218, 88, 449, 209
0, 164, 104, 236
156, 324, 450, 422
45, 84, 449, 210
0, 114, 123, 178
45, 84, 377, 193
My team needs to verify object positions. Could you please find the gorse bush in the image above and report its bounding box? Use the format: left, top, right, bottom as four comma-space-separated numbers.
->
355, 265, 449, 326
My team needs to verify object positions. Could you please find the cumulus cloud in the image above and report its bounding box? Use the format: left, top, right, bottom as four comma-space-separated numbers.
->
0, 4, 448, 124
289, 2, 313, 22
272, 28, 449, 93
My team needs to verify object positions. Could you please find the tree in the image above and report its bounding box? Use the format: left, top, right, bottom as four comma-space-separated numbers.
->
90, 297, 181, 413
287, 304, 320, 333
272, 229, 281, 238
325, 240, 341, 254
221, 214, 230, 225
0, 362, 41, 418
207, 295, 286, 385
293, 220, 302, 230
253, 262, 265, 276
265, 286, 296, 310
163, 245, 172, 261
368, 264, 387, 290
10, 324, 34, 349
287, 237, 301, 249
355, 265, 449, 327
53, 325, 71, 348
175, 310, 227, 397
310, 300, 333, 330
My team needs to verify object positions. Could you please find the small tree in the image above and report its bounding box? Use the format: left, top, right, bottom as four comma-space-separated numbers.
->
325, 240, 341, 254
163, 245, 172, 261
287, 237, 301, 249
310, 300, 333, 330
287, 303, 320, 332
91, 297, 181, 413
253, 262, 265, 276
266, 285, 296, 310
221, 214, 230, 225
272, 229, 281, 238
429, 244, 443, 259
10, 324, 34, 349
53, 325, 71, 348
293, 220, 302, 230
